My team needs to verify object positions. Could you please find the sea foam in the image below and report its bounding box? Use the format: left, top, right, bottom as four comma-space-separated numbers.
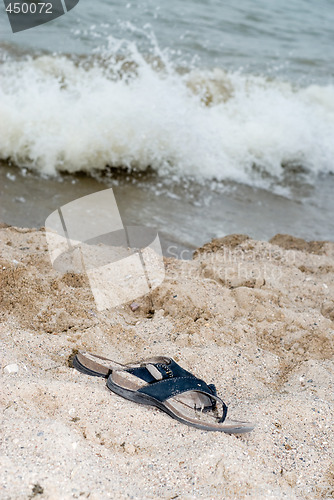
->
1, 38, 334, 187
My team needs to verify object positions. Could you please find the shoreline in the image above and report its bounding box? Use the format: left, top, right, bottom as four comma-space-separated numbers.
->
2, 161, 334, 253
1, 226, 333, 499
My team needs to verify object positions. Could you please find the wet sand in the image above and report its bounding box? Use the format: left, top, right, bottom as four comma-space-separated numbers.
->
1, 163, 334, 257
0, 226, 333, 499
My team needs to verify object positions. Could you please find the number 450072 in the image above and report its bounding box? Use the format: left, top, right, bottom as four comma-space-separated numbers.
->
5, 2, 53, 14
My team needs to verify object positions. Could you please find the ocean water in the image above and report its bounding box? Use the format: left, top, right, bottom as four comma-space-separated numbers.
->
0, 0, 333, 251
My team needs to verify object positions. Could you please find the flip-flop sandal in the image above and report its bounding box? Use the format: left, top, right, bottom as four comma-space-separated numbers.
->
72, 351, 254, 433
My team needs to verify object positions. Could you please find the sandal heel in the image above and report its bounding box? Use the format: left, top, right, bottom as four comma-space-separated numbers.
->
72, 355, 108, 378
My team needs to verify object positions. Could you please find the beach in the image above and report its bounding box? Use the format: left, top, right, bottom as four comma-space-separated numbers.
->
1, 225, 333, 499
1, 1, 334, 497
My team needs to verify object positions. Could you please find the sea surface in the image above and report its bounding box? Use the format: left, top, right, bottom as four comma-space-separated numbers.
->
1, 0, 334, 254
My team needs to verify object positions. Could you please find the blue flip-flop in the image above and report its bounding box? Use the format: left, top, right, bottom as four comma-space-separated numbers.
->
72, 351, 254, 433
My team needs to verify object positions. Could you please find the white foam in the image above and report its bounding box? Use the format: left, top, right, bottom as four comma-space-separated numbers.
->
1, 40, 334, 187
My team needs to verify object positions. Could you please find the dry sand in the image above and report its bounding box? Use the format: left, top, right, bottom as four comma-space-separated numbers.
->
0, 226, 333, 499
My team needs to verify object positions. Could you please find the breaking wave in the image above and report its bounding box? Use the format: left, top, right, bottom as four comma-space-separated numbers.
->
1, 36, 334, 188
